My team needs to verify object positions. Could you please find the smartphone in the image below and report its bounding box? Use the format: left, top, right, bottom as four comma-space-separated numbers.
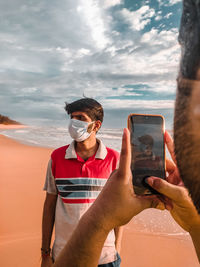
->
128, 114, 166, 195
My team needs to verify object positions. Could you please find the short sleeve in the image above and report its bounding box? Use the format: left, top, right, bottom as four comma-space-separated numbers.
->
43, 159, 58, 195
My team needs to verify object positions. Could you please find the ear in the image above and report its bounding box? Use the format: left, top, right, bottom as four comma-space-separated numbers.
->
93, 120, 102, 132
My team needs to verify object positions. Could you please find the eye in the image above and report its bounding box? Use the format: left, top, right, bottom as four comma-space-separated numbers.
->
81, 116, 87, 121
79, 116, 84, 120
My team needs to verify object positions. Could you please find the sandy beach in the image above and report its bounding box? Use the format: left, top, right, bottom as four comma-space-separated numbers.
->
120, 226, 198, 267
0, 132, 53, 267
0, 129, 199, 267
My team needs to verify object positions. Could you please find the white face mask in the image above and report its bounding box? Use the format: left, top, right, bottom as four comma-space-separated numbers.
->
68, 119, 94, 142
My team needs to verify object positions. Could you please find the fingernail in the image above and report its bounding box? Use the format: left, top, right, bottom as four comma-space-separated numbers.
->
145, 177, 153, 186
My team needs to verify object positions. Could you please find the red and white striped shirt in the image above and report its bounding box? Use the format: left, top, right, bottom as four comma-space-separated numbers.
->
44, 139, 119, 264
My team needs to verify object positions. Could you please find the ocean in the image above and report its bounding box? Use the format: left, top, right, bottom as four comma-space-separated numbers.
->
0, 125, 123, 151
0, 107, 174, 150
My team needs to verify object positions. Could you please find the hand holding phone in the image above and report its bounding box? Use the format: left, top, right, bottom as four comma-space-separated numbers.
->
128, 114, 166, 195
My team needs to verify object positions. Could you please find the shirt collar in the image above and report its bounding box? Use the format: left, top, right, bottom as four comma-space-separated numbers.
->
65, 139, 107, 160
65, 141, 77, 159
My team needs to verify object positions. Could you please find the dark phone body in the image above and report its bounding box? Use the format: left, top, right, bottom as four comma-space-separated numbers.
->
128, 114, 166, 195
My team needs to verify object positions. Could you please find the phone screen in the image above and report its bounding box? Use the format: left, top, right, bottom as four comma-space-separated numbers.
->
129, 114, 166, 195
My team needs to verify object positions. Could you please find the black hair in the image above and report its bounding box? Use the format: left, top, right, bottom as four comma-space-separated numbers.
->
64, 98, 104, 122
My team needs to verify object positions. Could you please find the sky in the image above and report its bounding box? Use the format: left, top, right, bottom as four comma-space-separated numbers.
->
0, 0, 182, 128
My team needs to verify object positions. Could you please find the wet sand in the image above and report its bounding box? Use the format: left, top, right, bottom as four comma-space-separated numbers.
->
0, 132, 199, 267
0, 124, 29, 129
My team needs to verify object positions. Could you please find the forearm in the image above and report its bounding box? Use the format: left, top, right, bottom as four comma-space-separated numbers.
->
54, 210, 110, 267
42, 201, 56, 250
114, 226, 123, 253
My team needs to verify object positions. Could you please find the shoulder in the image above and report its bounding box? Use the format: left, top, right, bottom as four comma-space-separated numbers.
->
106, 147, 120, 159
51, 145, 70, 158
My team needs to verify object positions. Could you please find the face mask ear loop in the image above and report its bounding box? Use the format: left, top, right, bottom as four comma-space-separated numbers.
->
87, 121, 95, 133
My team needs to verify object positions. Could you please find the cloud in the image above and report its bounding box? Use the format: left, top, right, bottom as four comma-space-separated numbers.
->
158, 0, 182, 6
102, 99, 175, 109
0, 0, 182, 121
168, 0, 182, 5
102, 0, 122, 9
164, 12, 173, 19
155, 15, 162, 21
77, 0, 110, 49
141, 27, 178, 46
119, 6, 155, 31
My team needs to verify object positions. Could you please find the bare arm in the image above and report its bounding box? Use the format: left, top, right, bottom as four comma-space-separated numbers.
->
114, 227, 123, 253
41, 193, 57, 266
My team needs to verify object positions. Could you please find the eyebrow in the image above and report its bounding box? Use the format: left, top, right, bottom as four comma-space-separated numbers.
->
71, 114, 87, 120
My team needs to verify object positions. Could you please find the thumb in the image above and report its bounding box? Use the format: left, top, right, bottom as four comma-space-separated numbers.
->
146, 176, 185, 202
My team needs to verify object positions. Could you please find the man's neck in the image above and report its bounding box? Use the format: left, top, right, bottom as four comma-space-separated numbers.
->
75, 136, 99, 161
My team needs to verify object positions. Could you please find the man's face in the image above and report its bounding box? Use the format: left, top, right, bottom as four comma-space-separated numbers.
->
144, 145, 153, 156
70, 111, 101, 133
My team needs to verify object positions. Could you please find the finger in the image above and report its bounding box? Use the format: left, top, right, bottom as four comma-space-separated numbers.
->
157, 195, 173, 210
146, 176, 186, 202
165, 131, 177, 164
166, 171, 177, 184
166, 158, 176, 173
118, 128, 131, 182
136, 196, 163, 211
165, 164, 184, 186
155, 201, 166, 210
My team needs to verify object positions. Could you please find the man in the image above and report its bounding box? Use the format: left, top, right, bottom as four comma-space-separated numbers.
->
53, 129, 200, 267
41, 98, 122, 266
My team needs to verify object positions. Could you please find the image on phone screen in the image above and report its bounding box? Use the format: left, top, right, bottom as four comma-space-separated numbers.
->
129, 114, 166, 195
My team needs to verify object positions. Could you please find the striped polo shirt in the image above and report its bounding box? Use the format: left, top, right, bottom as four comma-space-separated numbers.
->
43, 139, 120, 264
